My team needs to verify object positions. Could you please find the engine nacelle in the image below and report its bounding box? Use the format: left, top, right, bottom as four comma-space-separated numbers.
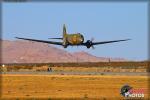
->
86, 40, 92, 48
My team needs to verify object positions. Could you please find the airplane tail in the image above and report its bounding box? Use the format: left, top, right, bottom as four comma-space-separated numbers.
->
62, 24, 67, 47
63, 24, 67, 38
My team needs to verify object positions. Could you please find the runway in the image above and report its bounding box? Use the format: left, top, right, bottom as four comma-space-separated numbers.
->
1, 71, 149, 76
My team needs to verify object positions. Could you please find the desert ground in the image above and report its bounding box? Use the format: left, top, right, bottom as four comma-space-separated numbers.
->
1, 74, 149, 100
0, 62, 149, 99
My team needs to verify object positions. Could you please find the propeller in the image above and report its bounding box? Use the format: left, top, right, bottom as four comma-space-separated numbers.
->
90, 38, 95, 49
91, 37, 95, 49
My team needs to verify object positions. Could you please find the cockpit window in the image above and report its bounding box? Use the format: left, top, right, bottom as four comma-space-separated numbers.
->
80, 34, 84, 39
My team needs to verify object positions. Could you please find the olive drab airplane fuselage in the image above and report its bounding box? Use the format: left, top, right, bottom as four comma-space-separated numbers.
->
64, 33, 84, 45
16, 24, 130, 49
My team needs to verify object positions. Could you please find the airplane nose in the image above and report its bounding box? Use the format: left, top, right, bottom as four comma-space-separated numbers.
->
80, 38, 84, 43
79, 38, 82, 42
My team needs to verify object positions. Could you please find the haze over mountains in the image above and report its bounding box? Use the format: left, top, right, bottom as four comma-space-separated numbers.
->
1, 40, 127, 63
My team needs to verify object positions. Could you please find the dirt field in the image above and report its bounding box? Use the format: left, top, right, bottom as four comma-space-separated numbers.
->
1, 74, 149, 100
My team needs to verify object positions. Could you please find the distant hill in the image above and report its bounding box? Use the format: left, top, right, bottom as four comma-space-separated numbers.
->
72, 51, 108, 62
1, 40, 127, 63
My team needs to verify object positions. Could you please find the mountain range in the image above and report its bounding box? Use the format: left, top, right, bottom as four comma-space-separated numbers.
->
1, 40, 127, 63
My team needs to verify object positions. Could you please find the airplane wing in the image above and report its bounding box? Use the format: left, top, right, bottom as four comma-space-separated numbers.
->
15, 37, 63, 45
92, 39, 131, 45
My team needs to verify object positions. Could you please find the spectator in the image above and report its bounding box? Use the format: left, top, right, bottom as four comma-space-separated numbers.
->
47, 67, 52, 72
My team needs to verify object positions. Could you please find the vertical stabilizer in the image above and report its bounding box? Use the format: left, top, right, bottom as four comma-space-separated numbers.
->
63, 24, 67, 38
63, 24, 67, 47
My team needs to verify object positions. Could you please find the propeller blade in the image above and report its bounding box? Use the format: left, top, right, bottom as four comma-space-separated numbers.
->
91, 45, 95, 49
91, 37, 94, 42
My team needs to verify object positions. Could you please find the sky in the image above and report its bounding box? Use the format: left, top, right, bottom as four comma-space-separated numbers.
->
2, 2, 148, 61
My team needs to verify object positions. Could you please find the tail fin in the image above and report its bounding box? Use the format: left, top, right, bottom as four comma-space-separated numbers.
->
62, 24, 67, 47
63, 24, 67, 38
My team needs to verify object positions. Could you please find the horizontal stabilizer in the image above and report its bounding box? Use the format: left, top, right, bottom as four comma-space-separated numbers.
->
48, 38, 63, 39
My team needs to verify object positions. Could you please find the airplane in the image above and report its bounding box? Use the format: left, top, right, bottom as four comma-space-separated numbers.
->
16, 24, 130, 49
